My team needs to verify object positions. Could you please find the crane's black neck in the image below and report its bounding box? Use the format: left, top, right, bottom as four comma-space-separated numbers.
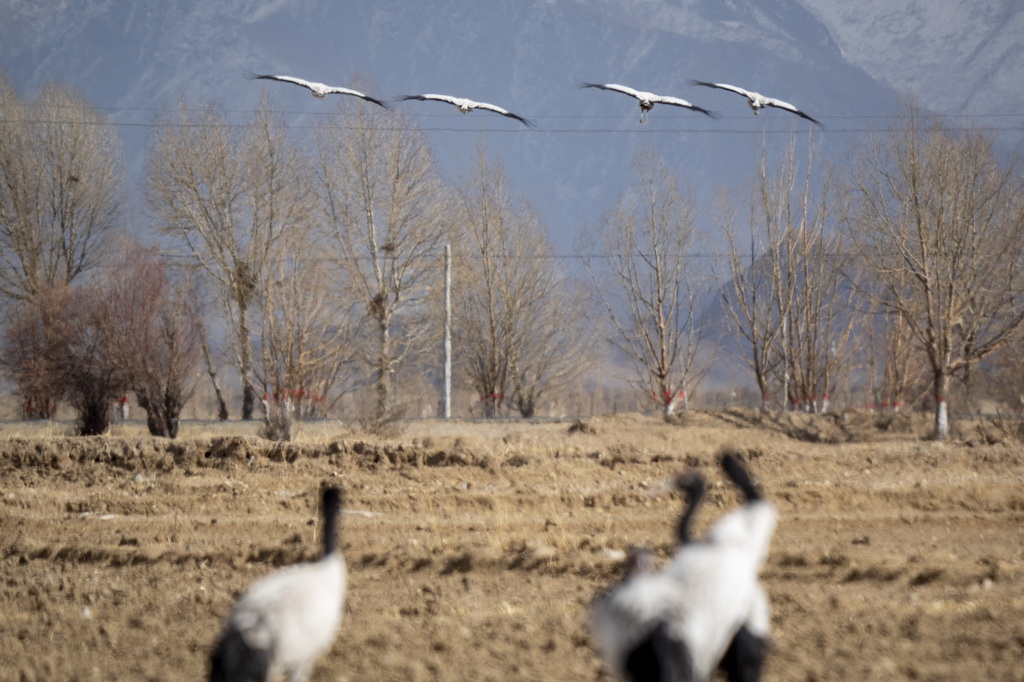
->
675, 473, 706, 544
320, 487, 342, 557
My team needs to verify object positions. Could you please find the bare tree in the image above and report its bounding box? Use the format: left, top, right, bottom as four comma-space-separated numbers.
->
0, 287, 71, 418
255, 228, 360, 439
1, 244, 202, 436
7, 284, 131, 435
770, 153, 852, 413
0, 74, 122, 302
720, 140, 855, 413
197, 302, 230, 421
843, 101, 1024, 439
717, 192, 785, 410
580, 148, 710, 418
315, 94, 447, 427
452, 146, 593, 418
59, 288, 130, 435
104, 242, 202, 438
985, 327, 1024, 418
860, 293, 924, 412
147, 97, 309, 419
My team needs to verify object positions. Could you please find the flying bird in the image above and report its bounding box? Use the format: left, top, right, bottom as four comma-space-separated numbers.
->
579, 82, 717, 125
689, 80, 822, 127
396, 93, 534, 127
247, 73, 390, 109
209, 486, 347, 682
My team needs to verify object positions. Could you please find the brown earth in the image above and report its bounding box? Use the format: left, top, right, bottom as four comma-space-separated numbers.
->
1, 410, 1022, 681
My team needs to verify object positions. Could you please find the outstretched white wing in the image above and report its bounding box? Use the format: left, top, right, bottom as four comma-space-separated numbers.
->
762, 97, 821, 126
689, 80, 757, 101
651, 95, 717, 118
249, 73, 322, 92
579, 82, 645, 100
470, 100, 535, 127
400, 93, 463, 106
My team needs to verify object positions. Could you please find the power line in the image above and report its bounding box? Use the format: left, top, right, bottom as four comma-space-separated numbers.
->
2, 117, 1021, 135
16, 100, 1024, 121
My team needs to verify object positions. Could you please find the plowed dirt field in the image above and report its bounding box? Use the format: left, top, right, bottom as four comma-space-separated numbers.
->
1, 410, 1022, 681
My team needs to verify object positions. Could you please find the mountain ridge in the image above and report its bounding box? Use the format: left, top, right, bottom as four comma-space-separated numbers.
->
1, 0, 1019, 249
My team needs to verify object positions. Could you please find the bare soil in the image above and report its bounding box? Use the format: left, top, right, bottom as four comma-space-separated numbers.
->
1, 410, 1022, 681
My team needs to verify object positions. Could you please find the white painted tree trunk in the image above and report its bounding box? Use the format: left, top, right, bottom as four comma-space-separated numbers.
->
934, 371, 950, 441
936, 399, 949, 440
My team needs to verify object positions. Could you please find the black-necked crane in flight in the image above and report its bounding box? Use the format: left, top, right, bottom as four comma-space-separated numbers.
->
689, 80, 822, 127
396, 93, 534, 127
579, 82, 717, 125
247, 73, 391, 109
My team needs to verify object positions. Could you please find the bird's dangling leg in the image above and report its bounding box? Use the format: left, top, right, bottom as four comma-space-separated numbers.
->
640, 110, 648, 126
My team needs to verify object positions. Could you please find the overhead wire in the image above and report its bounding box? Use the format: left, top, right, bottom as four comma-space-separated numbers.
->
3, 101, 1022, 135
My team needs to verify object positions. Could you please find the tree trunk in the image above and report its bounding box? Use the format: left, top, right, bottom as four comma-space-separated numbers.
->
198, 327, 229, 421
78, 399, 111, 436
374, 322, 392, 426
933, 369, 950, 441
238, 301, 255, 420
135, 391, 182, 439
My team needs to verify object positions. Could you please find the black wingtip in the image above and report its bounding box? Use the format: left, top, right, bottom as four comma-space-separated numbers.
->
792, 108, 824, 128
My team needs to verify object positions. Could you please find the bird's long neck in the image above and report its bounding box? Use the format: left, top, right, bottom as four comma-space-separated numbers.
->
321, 490, 342, 558
676, 486, 704, 544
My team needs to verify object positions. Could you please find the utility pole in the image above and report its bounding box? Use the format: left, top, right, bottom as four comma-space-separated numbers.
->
444, 243, 452, 419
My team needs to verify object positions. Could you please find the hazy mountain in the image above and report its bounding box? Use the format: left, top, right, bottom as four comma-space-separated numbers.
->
801, 0, 1023, 119
1, 0, 1019, 251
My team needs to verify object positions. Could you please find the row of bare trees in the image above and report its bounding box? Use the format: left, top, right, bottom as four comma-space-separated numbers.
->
843, 103, 1024, 439
1, 71, 1022, 441
1, 242, 201, 435
719, 138, 853, 415
0, 75, 592, 435
580, 150, 712, 418
715, 103, 1024, 440
146, 94, 589, 432
453, 147, 593, 418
